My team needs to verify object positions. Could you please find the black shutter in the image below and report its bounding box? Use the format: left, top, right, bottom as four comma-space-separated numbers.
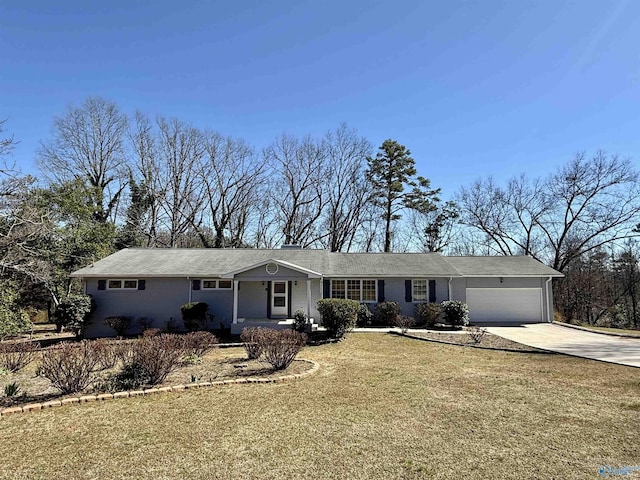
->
138, 280, 146, 291
377, 280, 385, 302
323, 279, 330, 298
405, 280, 412, 302
192, 279, 201, 291
97, 280, 106, 290
429, 280, 436, 302
266, 281, 271, 318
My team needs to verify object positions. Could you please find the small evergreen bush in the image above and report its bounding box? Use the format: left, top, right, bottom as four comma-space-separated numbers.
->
104, 316, 133, 337
356, 304, 374, 327
52, 294, 94, 337
293, 309, 307, 332
180, 302, 209, 331
415, 303, 441, 328
316, 298, 360, 339
374, 301, 401, 326
441, 300, 469, 327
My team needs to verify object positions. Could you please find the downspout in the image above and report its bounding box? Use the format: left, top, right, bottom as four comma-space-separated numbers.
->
545, 276, 552, 323
448, 277, 453, 301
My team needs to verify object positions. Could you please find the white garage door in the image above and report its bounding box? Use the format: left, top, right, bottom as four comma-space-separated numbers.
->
466, 288, 543, 323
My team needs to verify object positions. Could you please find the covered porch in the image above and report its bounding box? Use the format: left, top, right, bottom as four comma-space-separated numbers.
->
223, 259, 323, 335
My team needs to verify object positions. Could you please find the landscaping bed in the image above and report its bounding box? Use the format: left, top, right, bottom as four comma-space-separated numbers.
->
406, 330, 548, 352
0, 332, 311, 410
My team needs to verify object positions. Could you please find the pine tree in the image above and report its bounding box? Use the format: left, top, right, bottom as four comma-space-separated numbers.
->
366, 139, 440, 252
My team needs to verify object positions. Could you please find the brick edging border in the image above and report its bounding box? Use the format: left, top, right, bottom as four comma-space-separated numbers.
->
0, 359, 320, 418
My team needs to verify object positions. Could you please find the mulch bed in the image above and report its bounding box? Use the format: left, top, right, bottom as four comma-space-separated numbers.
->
405, 331, 550, 353
0, 346, 312, 409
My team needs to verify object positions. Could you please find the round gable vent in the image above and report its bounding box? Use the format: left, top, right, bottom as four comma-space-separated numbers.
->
266, 262, 279, 275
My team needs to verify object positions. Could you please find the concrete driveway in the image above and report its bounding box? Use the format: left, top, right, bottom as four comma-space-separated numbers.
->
485, 323, 640, 368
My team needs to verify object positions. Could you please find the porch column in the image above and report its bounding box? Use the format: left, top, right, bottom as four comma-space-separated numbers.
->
306, 278, 312, 320
233, 280, 239, 324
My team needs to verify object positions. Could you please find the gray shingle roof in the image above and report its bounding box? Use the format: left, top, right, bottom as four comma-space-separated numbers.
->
71, 248, 563, 278
444, 256, 563, 277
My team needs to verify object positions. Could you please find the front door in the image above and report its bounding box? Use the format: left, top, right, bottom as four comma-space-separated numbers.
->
271, 281, 288, 317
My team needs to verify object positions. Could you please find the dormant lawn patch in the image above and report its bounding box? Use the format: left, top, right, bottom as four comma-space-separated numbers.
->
0, 334, 638, 479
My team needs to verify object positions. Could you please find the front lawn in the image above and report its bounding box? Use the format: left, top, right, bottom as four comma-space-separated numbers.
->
1, 333, 638, 479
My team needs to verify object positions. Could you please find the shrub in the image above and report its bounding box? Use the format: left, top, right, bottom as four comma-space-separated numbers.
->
125, 334, 185, 385
92, 338, 118, 370
182, 331, 218, 358
240, 327, 266, 359
52, 294, 95, 337
165, 317, 180, 332
394, 315, 416, 334
468, 325, 487, 344
4, 381, 20, 398
259, 329, 307, 370
293, 309, 307, 332
356, 304, 374, 327
180, 302, 209, 331
0, 280, 32, 340
441, 301, 469, 327
142, 328, 162, 337
0, 341, 40, 372
415, 303, 441, 328
374, 301, 402, 326
104, 316, 133, 337
103, 363, 151, 392
316, 299, 360, 339
136, 316, 154, 332
38, 341, 100, 394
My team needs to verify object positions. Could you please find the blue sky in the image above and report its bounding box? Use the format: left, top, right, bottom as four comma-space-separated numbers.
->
1, 0, 639, 198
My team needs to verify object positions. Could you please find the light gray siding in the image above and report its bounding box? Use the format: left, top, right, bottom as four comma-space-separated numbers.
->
192, 288, 234, 328
85, 277, 190, 337
237, 281, 269, 319
383, 278, 450, 318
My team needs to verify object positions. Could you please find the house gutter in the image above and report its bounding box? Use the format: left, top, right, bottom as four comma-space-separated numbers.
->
545, 276, 552, 323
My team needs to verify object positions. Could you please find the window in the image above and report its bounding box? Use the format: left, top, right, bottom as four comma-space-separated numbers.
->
362, 280, 377, 301
412, 280, 428, 302
331, 279, 377, 303
107, 279, 138, 290
331, 280, 345, 299
202, 279, 232, 290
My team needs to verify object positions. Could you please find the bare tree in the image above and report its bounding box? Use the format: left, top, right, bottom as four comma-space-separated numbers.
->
128, 112, 166, 247
458, 152, 640, 271
265, 134, 328, 247
198, 132, 266, 248
154, 117, 206, 247
407, 200, 460, 253
320, 124, 372, 252
37, 97, 129, 223
542, 152, 640, 271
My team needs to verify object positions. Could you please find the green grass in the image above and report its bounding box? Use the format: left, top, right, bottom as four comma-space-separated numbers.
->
578, 324, 640, 337
1, 333, 638, 479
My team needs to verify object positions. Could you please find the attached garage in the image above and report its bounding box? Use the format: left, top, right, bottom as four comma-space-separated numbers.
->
466, 287, 543, 323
